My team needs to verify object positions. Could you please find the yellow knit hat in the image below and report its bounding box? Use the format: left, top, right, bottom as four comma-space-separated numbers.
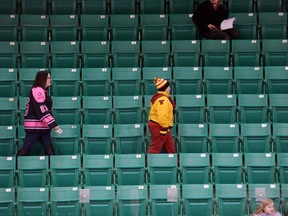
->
154, 77, 169, 91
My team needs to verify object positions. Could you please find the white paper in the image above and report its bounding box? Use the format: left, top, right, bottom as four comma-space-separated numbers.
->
220, 17, 236, 30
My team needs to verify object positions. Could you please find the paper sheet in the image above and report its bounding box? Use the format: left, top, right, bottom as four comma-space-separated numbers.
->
220, 17, 236, 30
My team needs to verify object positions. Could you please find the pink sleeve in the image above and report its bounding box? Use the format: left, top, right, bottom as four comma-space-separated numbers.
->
32, 87, 46, 103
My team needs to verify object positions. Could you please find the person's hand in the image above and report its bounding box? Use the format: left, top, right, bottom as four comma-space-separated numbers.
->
54, 126, 60, 131
208, 24, 216, 29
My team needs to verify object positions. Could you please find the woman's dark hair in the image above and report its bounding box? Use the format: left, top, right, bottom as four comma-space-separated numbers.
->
32, 70, 50, 89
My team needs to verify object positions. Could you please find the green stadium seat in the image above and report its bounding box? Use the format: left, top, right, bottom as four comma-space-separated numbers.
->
0, 97, 17, 126
80, 15, 109, 41
147, 154, 178, 184
215, 184, 247, 216
232, 40, 261, 66
140, 14, 168, 41
81, 0, 107, 14
83, 186, 115, 216
0, 126, 15, 156
114, 124, 144, 154
212, 153, 243, 184
269, 94, 288, 123
0, 188, 15, 216
227, 0, 254, 13
273, 123, 288, 153
241, 123, 271, 153
172, 40, 201, 66
265, 66, 288, 94
21, 0, 47, 14
50, 0, 78, 14
0, 156, 15, 188
140, 0, 166, 14
178, 123, 208, 153
259, 12, 287, 39
245, 153, 276, 183
256, 0, 284, 12
82, 124, 113, 154
143, 94, 152, 123
204, 67, 233, 94
170, 14, 197, 40
182, 184, 213, 216
83, 154, 114, 186
19, 68, 41, 97
110, 0, 137, 14
82, 68, 111, 96
173, 67, 203, 94
230, 13, 258, 39
82, 96, 112, 124
277, 153, 288, 183
50, 155, 81, 187
110, 15, 139, 41
209, 123, 240, 153
234, 66, 264, 94
262, 39, 288, 66
115, 154, 146, 185
50, 68, 80, 96
112, 67, 142, 96
111, 41, 140, 67
282, 184, 288, 214
0, 15, 18, 41
202, 40, 230, 66
50, 187, 80, 216
17, 187, 49, 216
176, 94, 205, 124
149, 185, 180, 216
52, 96, 80, 125
169, 0, 194, 14
51, 124, 81, 155
17, 156, 49, 187
207, 94, 237, 124
0, 0, 17, 14
50, 41, 79, 68
142, 41, 171, 67
0, 41, 18, 68
113, 96, 143, 124
180, 153, 210, 184
20, 15, 49, 41
19, 97, 27, 125
0, 68, 17, 97
238, 94, 269, 123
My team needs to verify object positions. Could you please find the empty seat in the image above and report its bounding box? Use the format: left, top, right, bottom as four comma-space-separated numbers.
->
169, 0, 194, 14
256, 0, 284, 12
238, 94, 269, 123
259, 12, 287, 39
262, 39, 288, 66
0, 126, 15, 156
202, 40, 231, 66
0, 42, 18, 68
241, 123, 271, 153
234, 66, 264, 94
50, 187, 80, 216
227, 0, 254, 13
117, 185, 148, 216
115, 154, 145, 185
182, 184, 213, 216
52, 96, 80, 125
140, 0, 166, 14
178, 123, 208, 153
111, 41, 140, 67
114, 124, 144, 154
17, 156, 49, 187
81, 41, 110, 68
82, 68, 111, 96
147, 154, 178, 184
180, 153, 210, 184
80, 14, 109, 41
245, 153, 276, 183
273, 123, 288, 152
110, 0, 137, 14
50, 68, 80, 96
269, 94, 288, 123
210, 123, 240, 153
140, 14, 168, 40
143, 94, 153, 123
0, 188, 15, 216
0, 0, 17, 14
112, 67, 142, 96
20, 15, 49, 41
212, 153, 243, 183
265, 66, 288, 93
232, 40, 261, 66
176, 94, 205, 124
170, 14, 197, 40
278, 153, 288, 183
204, 67, 233, 94
207, 94, 237, 124
82, 124, 113, 154
81, 0, 107, 14
172, 40, 201, 66
173, 67, 203, 94
50, 0, 78, 14
50, 155, 81, 187
113, 96, 143, 124
19, 68, 41, 97
230, 12, 258, 39
82, 96, 112, 124
0, 97, 17, 126
50, 41, 79, 68
110, 15, 139, 41
17, 187, 49, 216
83, 154, 114, 186
0, 156, 15, 188
0, 68, 17, 97
215, 184, 247, 216
51, 124, 81, 155
0, 15, 18, 41
21, 0, 47, 14
142, 40, 171, 67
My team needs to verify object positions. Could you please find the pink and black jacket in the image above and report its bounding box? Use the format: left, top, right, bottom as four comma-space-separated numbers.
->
24, 87, 58, 132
